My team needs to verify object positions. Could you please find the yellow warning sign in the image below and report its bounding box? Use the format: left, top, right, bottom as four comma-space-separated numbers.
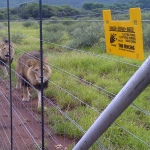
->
103, 8, 144, 60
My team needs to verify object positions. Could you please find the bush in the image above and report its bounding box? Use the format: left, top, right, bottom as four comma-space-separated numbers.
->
0, 31, 25, 44
142, 13, 150, 20
0, 24, 5, 29
22, 21, 35, 27
11, 33, 25, 44
143, 24, 150, 50
3, 22, 7, 26
43, 30, 64, 43
0, 32, 7, 40
43, 23, 66, 33
43, 23, 66, 43
67, 22, 88, 35
67, 22, 104, 48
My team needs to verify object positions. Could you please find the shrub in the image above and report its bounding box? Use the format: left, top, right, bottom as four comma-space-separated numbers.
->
43, 30, 64, 43
0, 32, 7, 40
67, 22, 88, 35
43, 23, 66, 43
43, 23, 66, 33
67, 22, 104, 48
11, 33, 25, 44
3, 22, 7, 26
22, 21, 35, 27
142, 13, 150, 20
0, 24, 5, 29
0, 32, 25, 44
143, 24, 150, 50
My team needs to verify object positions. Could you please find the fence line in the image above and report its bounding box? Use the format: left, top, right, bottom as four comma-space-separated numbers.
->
1, 49, 150, 120
0, 1, 150, 149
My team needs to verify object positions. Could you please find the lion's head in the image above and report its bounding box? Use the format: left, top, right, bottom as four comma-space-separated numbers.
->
0, 40, 14, 63
25, 57, 51, 88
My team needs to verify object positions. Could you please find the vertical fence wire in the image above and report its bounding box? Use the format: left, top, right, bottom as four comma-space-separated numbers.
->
6, 0, 13, 149
39, 0, 45, 149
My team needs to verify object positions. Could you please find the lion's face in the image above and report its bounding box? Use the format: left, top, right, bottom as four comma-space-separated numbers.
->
0, 41, 14, 61
26, 58, 51, 86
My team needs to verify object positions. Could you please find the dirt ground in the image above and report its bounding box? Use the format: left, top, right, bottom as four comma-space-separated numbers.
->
0, 79, 74, 150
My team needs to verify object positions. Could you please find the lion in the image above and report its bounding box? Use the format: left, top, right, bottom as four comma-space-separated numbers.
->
0, 40, 14, 77
16, 51, 52, 108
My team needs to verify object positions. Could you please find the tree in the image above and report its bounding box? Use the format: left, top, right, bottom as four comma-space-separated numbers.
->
83, 3, 93, 10
26, 2, 39, 19
0, 12, 5, 20
18, 3, 30, 19
83, 2, 104, 10
42, 4, 56, 18
136, 0, 150, 8
60, 5, 80, 17
91, 3, 104, 9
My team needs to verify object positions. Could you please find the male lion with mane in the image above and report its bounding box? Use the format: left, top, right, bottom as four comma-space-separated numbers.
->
16, 51, 51, 108
0, 40, 14, 77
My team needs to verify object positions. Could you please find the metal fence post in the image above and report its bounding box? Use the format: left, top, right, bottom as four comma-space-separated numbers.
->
7, 0, 13, 149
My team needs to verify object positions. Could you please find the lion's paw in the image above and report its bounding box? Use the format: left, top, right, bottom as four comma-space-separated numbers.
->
22, 97, 30, 101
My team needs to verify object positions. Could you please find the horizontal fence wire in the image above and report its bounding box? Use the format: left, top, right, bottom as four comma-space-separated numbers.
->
2, 46, 150, 120
12, 45, 150, 118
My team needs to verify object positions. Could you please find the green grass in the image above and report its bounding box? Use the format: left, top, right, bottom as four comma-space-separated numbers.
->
1, 21, 150, 150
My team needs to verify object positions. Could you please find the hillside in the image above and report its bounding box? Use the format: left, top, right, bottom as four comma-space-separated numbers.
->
0, 0, 135, 8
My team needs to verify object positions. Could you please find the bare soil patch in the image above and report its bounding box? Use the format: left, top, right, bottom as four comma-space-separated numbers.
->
0, 79, 74, 150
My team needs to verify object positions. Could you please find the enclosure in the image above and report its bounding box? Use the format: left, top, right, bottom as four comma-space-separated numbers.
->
0, 0, 150, 150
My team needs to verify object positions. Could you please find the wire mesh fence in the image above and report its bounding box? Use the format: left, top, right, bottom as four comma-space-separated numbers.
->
0, 0, 150, 150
